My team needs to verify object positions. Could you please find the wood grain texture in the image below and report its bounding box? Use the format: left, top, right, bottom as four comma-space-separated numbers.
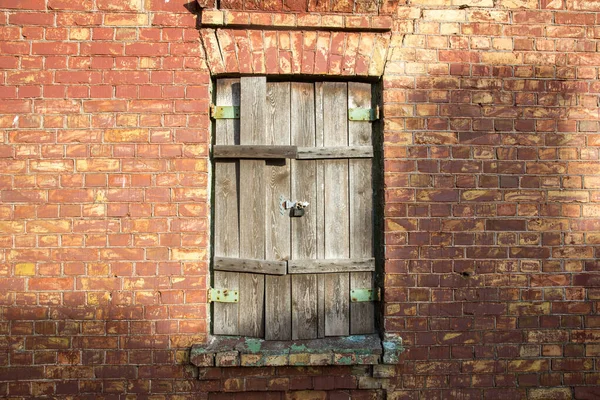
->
348, 82, 375, 334
213, 271, 239, 335
292, 274, 318, 340
324, 272, 350, 336
322, 82, 350, 336
287, 258, 375, 273
213, 79, 241, 335
213, 256, 286, 275
238, 76, 267, 337
314, 82, 325, 262
266, 275, 292, 340
265, 81, 293, 340
213, 145, 297, 159
290, 82, 318, 340
296, 146, 373, 159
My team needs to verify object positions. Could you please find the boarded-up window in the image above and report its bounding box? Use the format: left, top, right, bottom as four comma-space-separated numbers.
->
211, 77, 377, 340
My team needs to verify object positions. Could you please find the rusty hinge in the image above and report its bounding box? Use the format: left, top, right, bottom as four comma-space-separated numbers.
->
350, 288, 381, 302
208, 288, 239, 303
210, 105, 240, 119
348, 106, 379, 121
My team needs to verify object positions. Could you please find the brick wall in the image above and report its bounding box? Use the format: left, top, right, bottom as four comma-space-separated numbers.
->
0, 0, 599, 398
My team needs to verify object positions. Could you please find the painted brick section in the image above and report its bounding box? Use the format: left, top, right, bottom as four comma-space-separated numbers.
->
1, 0, 600, 399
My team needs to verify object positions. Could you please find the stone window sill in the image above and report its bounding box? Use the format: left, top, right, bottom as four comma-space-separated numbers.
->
190, 334, 403, 367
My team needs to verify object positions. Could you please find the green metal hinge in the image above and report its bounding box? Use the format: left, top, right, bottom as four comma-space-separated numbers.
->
210, 105, 240, 119
208, 288, 239, 303
348, 106, 379, 122
350, 288, 381, 302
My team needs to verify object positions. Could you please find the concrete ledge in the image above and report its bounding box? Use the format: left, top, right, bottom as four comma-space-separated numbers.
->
191, 334, 403, 367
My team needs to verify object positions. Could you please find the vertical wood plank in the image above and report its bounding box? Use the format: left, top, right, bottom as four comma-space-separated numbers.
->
238, 76, 267, 337
291, 275, 318, 339
314, 83, 326, 338
323, 82, 350, 336
348, 82, 375, 334
265, 82, 292, 340
314, 82, 325, 261
290, 82, 318, 340
213, 79, 241, 335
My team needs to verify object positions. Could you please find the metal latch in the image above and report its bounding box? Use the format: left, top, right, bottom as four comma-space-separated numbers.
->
210, 105, 240, 119
350, 288, 381, 302
208, 288, 239, 303
280, 197, 309, 218
348, 106, 379, 121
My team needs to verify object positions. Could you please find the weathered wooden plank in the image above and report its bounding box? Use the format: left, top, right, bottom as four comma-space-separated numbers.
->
212, 145, 372, 159
214, 257, 287, 275
292, 274, 318, 340
238, 272, 265, 338
213, 271, 239, 335
350, 272, 374, 333
323, 82, 350, 259
238, 76, 267, 337
315, 82, 325, 263
324, 273, 350, 336
265, 81, 293, 340
296, 146, 373, 159
348, 82, 375, 335
323, 82, 350, 336
290, 82, 318, 340
213, 145, 297, 159
213, 79, 241, 336
265, 82, 292, 263
317, 275, 325, 338
266, 275, 291, 340
287, 258, 375, 274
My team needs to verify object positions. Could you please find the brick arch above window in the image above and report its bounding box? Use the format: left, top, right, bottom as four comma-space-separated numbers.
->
200, 29, 391, 77
196, 0, 403, 15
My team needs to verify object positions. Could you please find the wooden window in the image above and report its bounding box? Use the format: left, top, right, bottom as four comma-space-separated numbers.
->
212, 77, 378, 340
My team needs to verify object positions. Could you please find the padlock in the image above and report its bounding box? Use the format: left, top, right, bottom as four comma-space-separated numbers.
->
290, 207, 305, 217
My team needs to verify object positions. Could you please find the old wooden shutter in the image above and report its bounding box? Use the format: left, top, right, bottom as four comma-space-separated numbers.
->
212, 77, 376, 340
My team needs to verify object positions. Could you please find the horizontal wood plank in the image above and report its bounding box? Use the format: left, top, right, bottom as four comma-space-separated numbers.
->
214, 256, 287, 275
288, 258, 375, 274
296, 146, 372, 159
213, 145, 373, 160
213, 145, 297, 159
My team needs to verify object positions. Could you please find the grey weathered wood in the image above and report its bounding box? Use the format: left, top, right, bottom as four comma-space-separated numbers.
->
213, 79, 241, 335
214, 257, 287, 275
213, 271, 239, 335
350, 272, 374, 334
317, 275, 325, 338
266, 275, 292, 340
323, 82, 350, 259
322, 82, 350, 336
324, 273, 350, 336
296, 146, 373, 159
287, 258, 375, 274
213, 145, 297, 159
212, 145, 372, 159
290, 82, 318, 340
238, 76, 267, 337
265, 81, 293, 340
314, 82, 326, 338
238, 272, 265, 337
348, 82, 375, 334
314, 83, 325, 262
291, 274, 318, 340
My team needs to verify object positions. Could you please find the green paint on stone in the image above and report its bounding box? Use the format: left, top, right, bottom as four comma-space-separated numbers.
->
336, 356, 354, 365
290, 343, 308, 352
244, 338, 262, 353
